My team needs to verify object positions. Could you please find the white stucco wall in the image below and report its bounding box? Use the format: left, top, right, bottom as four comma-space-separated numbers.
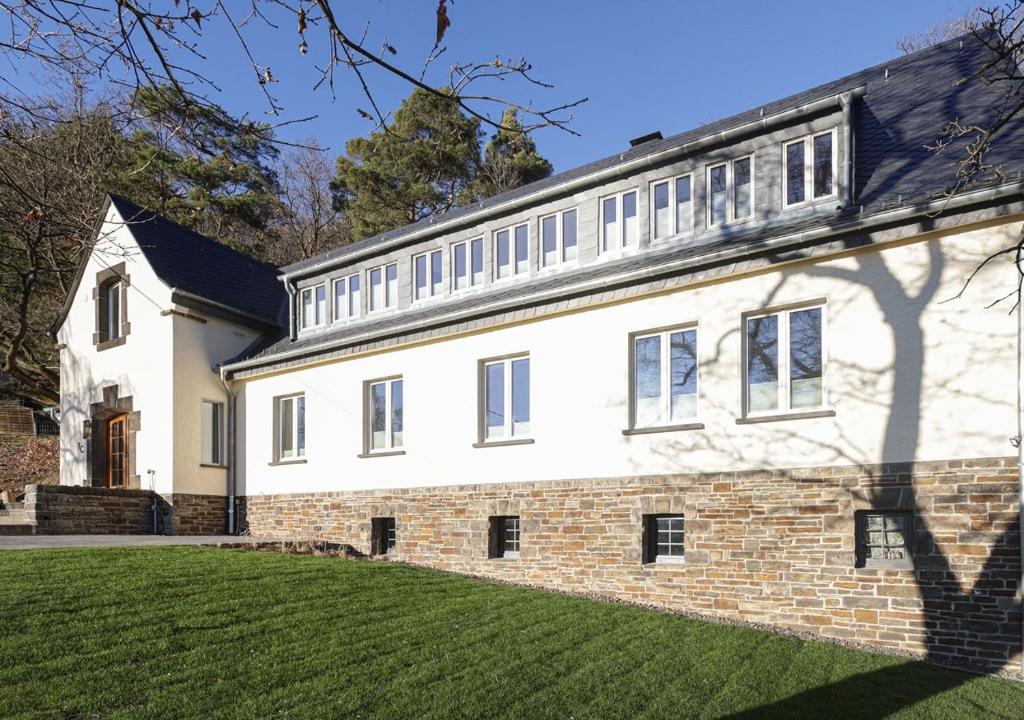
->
235, 218, 1022, 497
172, 313, 260, 496
57, 204, 176, 493
57, 205, 265, 497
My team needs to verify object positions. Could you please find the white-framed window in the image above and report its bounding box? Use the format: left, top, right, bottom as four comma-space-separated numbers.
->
494, 223, 529, 280
745, 303, 825, 416
600, 189, 638, 252
200, 400, 224, 466
480, 355, 530, 442
783, 129, 837, 207
451, 237, 484, 291
631, 326, 698, 428
105, 280, 121, 340
707, 155, 754, 227
366, 377, 403, 452
332, 274, 361, 322
413, 249, 443, 302
643, 515, 684, 563
275, 394, 306, 461
650, 174, 694, 241
540, 208, 578, 268
300, 283, 327, 330
368, 262, 398, 313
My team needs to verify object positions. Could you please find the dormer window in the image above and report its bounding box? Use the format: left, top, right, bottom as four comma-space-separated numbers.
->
452, 238, 484, 292
707, 156, 753, 227
651, 174, 693, 241
368, 262, 398, 312
600, 190, 638, 253
300, 284, 326, 330
784, 130, 836, 207
92, 263, 129, 350
494, 224, 529, 280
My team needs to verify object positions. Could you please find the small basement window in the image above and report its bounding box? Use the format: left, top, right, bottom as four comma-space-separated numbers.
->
643, 514, 685, 563
856, 511, 913, 568
489, 516, 521, 559
371, 517, 397, 555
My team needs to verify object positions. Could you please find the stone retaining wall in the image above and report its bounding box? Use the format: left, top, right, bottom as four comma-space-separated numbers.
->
23, 486, 228, 536
25, 484, 156, 535
241, 456, 1022, 675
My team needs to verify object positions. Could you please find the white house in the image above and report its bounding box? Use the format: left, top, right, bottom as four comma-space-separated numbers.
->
54, 36, 1024, 674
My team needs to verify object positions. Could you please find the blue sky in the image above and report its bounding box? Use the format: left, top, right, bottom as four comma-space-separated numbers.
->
17, 1, 977, 172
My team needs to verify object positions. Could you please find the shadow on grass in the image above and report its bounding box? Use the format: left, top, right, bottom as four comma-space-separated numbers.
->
721, 661, 1016, 720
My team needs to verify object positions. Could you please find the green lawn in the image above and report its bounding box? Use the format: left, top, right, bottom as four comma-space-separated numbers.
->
0, 548, 1020, 719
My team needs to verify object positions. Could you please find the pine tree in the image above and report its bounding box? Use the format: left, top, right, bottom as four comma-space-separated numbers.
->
470, 107, 553, 200
333, 88, 482, 241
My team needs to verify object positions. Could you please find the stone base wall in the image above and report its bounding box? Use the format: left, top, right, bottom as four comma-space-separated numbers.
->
167, 494, 227, 535
241, 457, 1022, 675
23, 485, 228, 536
26, 484, 156, 535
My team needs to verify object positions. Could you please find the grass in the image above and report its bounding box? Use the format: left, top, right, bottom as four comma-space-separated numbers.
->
0, 548, 1020, 720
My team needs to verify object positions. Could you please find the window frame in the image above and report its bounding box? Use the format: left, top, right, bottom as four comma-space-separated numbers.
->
742, 301, 828, 419
363, 375, 404, 455
331, 273, 361, 323
412, 248, 443, 303
105, 280, 122, 340
629, 324, 700, 430
782, 128, 838, 209
492, 223, 530, 281
367, 262, 398, 314
274, 393, 306, 463
371, 516, 397, 555
649, 173, 695, 242
200, 399, 225, 467
599, 188, 640, 254
299, 283, 327, 331
855, 510, 914, 569
489, 515, 521, 559
477, 353, 531, 445
643, 514, 685, 564
450, 237, 485, 293
706, 154, 755, 228
539, 208, 579, 270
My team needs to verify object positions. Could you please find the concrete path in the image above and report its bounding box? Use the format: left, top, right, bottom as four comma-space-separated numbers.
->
0, 535, 240, 550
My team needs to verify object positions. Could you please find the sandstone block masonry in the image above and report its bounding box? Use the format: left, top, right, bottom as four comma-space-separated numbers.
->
241, 457, 1022, 675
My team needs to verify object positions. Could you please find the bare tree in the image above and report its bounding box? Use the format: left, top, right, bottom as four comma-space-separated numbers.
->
268, 142, 350, 266
896, 6, 983, 53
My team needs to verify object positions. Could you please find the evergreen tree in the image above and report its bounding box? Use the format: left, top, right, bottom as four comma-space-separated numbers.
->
333, 88, 482, 240
119, 85, 280, 255
471, 107, 553, 200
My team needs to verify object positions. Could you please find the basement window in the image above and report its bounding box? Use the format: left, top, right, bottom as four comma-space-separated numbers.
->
856, 511, 913, 568
371, 517, 397, 555
643, 514, 685, 563
489, 516, 521, 559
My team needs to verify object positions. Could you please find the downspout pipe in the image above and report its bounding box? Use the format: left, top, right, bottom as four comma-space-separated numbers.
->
1018, 229, 1024, 678
286, 282, 297, 342
219, 373, 238, 535
840, 91, 855, 208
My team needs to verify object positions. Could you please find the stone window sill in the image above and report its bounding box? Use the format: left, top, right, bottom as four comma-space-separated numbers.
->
95, 336, 127, 352
855, 561, 915, 573
735, 409, 835, 425
622, 422, 704, 436
472, 438, 535, 449
642, 559, 687, 569
357, 450, 407, 459
268, 458, 307, 466
199, 463, 227, 470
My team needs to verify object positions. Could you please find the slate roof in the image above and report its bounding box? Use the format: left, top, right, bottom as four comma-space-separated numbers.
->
231, 34, 1024, 370
107, 194, 285, 326
281, 34, 1024, 277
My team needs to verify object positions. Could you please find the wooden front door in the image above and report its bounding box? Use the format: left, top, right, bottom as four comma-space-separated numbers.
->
108, 415, 128, 488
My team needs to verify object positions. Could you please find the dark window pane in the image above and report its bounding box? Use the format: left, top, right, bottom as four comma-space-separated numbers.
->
485, 363, 504, 439
542, 215, 557, 265
813, 133, 833, 197
734, 158, 751, 218
562, 210, 578, 260
786, 141, 805, 205
634, 335, 662, 426
670, 330, 698, 420
709, 165, 727, 225
747, 315, 779, 412
789, 308, 822, 409
511, 358, 530, 436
